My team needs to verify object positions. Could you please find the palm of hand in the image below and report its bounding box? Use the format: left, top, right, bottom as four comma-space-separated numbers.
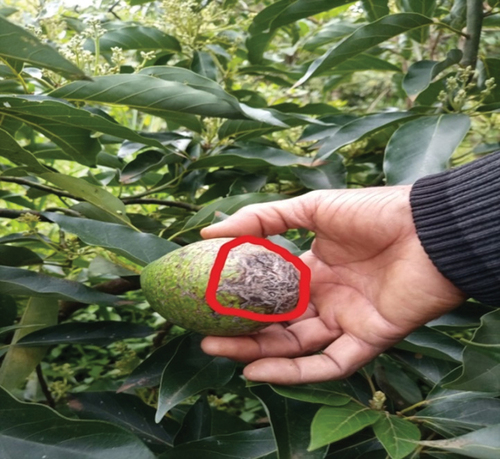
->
201, 188, 465, 384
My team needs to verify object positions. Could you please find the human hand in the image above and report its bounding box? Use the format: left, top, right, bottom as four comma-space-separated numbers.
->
200, 187, 466, 384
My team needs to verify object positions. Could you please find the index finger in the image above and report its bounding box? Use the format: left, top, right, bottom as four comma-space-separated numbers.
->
201, 193, 317, 239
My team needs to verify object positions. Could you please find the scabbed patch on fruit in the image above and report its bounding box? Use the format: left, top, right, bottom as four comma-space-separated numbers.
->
140, 238, 300, 336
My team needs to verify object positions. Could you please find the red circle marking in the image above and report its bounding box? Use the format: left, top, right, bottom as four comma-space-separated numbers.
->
205, 235, 310, 322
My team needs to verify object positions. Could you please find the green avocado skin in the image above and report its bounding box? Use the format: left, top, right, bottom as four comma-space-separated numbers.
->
141, 238, 293, 336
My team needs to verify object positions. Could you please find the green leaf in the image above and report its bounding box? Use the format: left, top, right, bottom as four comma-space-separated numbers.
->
118, 334, 189, 392
445, 309, 500, 392
0, 297, 58, 391
395, 326, 464, 362
403, 49, 462, 97
250, 0, 355, 34
68, 392, 179, 449
292, 157, 347, 189
16, 321, 153, 346
88, 24, 181, 53
174, 395, 212, 444
329, 53, 402, 74
120, 150, 170, 184
248, 0, 355, 63
0, 294, 16, 329
138, 66, 287, 127
0, 16, 87, 80
251, 385, 327, 459
0, 266, 120, 304
0, 245, 43, 267
0, 96, 171, 166
296, 13, 434, 86
0, 128, 50, 174
182, 193, 285, 232
304, 21, 361, 50
41, 173, 131, 226
372, 413, 420, 459
192, 51, 219, 81
309, 401, 382, 450
0, 386, 155, 459
402, 0, 436, 43
361, 0, 390, 22
270, 380, 352, 407
155, 334, 236, 422
317, 112, 413, 159
374, 356, 423, 408
189, 146, 313, 170
415, 395, 500, 437
384, 114, 471, 185
159, 428, 276, 459
420, 425, 500, 459
43, 212, 179, 266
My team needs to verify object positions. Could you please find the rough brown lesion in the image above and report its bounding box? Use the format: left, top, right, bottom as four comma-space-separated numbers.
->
217, 244, 300, 314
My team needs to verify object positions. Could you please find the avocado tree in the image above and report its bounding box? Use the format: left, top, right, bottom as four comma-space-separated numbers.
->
0, 0, 499, 457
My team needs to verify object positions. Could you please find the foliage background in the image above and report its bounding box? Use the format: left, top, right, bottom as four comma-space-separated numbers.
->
0, 0, 500, 457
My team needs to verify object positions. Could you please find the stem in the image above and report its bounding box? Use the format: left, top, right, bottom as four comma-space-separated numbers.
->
397, 399, 429, 415
122, 197, 200, 211
36, 364, 56, 408
0, 58, 30, 93
461, 0, 484, 69
435, 21, 470, 37
0, 177, 78, 201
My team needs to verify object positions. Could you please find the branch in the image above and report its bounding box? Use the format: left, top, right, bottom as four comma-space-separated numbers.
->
0, 177, 78, 201
122, 197, 201, 211
58, 276, 141, 321
461, 0, 484, 69
0, 208, 51, 222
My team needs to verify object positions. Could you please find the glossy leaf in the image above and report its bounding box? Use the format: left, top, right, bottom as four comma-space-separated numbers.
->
0, 16, 87, 80
372, 413, 420, 459
0, 295, 16, 329
189, 146, 313, 170
0, 96, 168, 167
250, 0, 354, 34
0, 128, 50, 174
89, 25, 181, 53
395, 326, 464, 362
159, 427, 276, 459
0, 245, 43, 267
68, 391, 179, 449
402, 0, 436, 43
155, 334, 236, 422
374, 357, 423, 408
16, 321, 153, 346
251, 384, 328, 459
384, 114, 470, 185
420, 425, 500, 459
415, 395, 500, 437
270, 380, 352, 406
0, 266, 120, 304
292, 156, 347, 189
41, 173, 131, 226
317, 112, 413, 159
329, 53, 402, 74
192, 51, 218, 81
43, 212, 179, 266
120, 150, 169, 184
304, 21, 361, 50
403, 50, 462, 97
119, 334, 189, 392
296, 13, 433, 85
0, 297, 58, 391
361, 0, 390, 22
182, 193, 285, 231
174, 395, 212, 444
138, 66, 287, 127
309, 402, 382, 450
446, 309, 500, 392
0, 386, 155, 459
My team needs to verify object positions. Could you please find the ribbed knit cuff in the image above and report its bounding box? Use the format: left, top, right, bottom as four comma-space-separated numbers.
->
410, 152, 500, 306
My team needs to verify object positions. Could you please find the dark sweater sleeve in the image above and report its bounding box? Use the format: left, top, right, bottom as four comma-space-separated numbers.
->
410, 151, 500, 306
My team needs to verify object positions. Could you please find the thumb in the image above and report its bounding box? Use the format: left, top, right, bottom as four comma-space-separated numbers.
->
201, 194, 317, 239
